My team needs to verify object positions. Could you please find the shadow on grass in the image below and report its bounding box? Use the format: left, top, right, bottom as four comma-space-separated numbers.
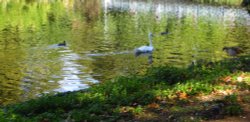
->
1, 55, 250, 121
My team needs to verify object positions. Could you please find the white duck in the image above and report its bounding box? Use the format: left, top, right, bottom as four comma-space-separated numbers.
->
134, 32, 154, 57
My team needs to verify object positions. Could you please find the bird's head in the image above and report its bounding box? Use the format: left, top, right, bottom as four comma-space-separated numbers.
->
148, 32, 154, 37
222, 47, 228, 51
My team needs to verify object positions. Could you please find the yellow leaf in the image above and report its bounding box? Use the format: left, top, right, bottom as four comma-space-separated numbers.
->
147, 103, 160, 109
222, 76, 232, 82
179, 92, 188, 99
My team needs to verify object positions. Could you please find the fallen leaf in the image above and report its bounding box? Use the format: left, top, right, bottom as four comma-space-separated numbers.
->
156, 96, 162, 101
147, 103, 160, 109
179, 92, 188, 99
222, 76, 232, 82
225, 89, 233, 94
216, 89, 233, 95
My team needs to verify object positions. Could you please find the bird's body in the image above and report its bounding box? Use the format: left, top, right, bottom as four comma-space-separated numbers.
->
58, 41, 66, 46
134, 32, 154, 57
223, 46, 243, 56
135, 46, 153, 55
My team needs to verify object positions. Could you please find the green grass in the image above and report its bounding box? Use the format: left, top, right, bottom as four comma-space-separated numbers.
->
1, 56, 250, 121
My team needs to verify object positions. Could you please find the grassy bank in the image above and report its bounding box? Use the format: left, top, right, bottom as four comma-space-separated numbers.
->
1, 56, 250, 121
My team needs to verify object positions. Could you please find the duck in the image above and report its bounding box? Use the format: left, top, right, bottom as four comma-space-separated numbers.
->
58, 41, 66, 46
160, 31, 169, 35
134, 32, 154, 57
223, 46, 243, 56
160, 29, 170, 35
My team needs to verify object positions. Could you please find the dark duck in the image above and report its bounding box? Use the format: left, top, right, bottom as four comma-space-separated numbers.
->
58, 41, 66, 46
223, 46, 243, 56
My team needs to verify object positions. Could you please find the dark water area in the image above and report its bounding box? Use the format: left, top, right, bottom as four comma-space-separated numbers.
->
0, 0, 249, 105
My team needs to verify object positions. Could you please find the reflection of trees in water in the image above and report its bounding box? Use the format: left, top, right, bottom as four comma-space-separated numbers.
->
0, 46, 64, 105
191, 0, 242, 5
105, 0, 249, 26
0, 49, 25, 105
47, 12, 56, 23
0, 25, 21, 50
91, 56, 116, 81
25, 0, 36, 4
90, 54, 144, 82
74, 0, 101, 22
225, 23, 250, 53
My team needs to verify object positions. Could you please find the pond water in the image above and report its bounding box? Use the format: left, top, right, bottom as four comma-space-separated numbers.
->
0, 0, 249, 105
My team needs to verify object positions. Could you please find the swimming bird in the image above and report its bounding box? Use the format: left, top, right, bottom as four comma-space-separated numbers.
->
134, 32, 154, 57
223, 46, 243, 56
160, 28, 170, 35
58, 41, 66, 46
160, 31, 169, 35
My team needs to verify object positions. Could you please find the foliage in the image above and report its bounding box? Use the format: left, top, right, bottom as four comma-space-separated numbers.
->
223, 94, 243, 116
146, 66, 189, 85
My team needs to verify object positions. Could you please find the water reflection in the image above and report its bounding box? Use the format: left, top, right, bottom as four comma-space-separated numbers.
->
0, 0, 249, 105
86, 51, 131, 57
0, 49, 24, 105
105, 0, 249, 26
54, 49, 98, 92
